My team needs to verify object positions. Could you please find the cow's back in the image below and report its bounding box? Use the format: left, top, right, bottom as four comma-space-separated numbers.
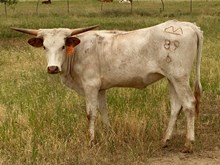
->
73, 21, 200, 89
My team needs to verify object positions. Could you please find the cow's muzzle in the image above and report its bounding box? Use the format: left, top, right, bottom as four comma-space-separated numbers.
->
47, 66, 60, 74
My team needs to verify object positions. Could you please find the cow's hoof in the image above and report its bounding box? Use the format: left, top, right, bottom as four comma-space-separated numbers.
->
181, 147, 193, 153
89, 139, 95, 148
162, 139, 170, 148
181, 141, 194, 153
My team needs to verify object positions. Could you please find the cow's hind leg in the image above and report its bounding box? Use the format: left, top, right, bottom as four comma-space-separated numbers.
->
98, 90, 111, 127
162, 81, 182, 148
169, 77, 196, 153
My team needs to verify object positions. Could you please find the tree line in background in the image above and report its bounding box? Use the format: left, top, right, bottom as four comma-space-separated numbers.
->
0, 0, 17, 16
99, 0, 191, 14
35, 0, 70, 14
0, 0, 199, 16
0, 0, 70, 15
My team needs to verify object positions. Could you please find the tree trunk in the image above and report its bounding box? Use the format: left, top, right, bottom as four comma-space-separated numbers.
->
101, 2, 103, 11
36, 0, 40, 14
160, 0, 164, 12
4, 2, 7, 16
130, 0, 133, 14
67, 0, 70, 14
190, 0, 192, 13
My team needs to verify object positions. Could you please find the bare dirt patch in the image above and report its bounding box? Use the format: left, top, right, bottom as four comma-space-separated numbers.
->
148, 150, 220, 165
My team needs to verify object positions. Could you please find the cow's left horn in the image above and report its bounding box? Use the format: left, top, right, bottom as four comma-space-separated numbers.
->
71, 25, 99, 36
11, 27, 39, 36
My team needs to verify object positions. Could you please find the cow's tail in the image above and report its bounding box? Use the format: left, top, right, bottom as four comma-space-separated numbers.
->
194, 26, 203, 115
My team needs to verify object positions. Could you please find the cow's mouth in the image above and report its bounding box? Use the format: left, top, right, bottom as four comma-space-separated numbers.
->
47, 66, 60, 74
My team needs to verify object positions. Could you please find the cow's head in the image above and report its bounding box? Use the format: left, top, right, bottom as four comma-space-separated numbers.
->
11, 25, 98, 74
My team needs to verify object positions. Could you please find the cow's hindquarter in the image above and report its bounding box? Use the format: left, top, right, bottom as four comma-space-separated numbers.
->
156, 23, 198, 106
158, 22, 199, 152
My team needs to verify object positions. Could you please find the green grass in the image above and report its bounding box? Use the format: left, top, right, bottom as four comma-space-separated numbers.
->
0, 0, 220, 164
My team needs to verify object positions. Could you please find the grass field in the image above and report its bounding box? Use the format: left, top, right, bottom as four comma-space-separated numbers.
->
0, 0, 220, 164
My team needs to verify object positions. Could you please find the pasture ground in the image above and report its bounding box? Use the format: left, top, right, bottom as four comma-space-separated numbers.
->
0, 0, 220, 164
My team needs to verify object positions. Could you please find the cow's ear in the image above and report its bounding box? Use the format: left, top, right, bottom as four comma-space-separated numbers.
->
65, 37, 80, 56
65, 37, 80, 47
28, 38, 43, 47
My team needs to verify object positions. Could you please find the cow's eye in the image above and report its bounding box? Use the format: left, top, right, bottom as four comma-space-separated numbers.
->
62, 46, 65, 50
43, 46, 46, 50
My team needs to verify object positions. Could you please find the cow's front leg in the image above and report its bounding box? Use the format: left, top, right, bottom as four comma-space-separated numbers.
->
98, 90, 111, 127
84, 86, 99, 146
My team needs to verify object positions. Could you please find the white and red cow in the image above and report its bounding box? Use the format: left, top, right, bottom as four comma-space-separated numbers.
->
11, 20, 203, 153
119, 0, 131, 3
99, 0, 113, 2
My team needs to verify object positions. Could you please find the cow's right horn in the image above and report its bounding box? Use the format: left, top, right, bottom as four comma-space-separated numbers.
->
71, 25, 99, 36
11, 27, 39, 36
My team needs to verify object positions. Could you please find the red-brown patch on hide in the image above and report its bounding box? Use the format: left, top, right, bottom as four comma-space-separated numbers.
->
65, 37, 80, 56
66, 45, 74, 56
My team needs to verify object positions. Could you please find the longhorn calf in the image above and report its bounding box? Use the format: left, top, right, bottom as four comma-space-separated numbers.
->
11, 20, 203, 153
119, 0, 131, 3
99, 0, 113, 2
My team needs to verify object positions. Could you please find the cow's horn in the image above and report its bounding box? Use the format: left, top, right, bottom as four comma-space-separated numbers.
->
11, 27, 39, 36
71, 25, 99, 36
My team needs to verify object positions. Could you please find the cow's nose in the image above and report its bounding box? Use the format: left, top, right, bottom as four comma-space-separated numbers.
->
47, 66, 59, 74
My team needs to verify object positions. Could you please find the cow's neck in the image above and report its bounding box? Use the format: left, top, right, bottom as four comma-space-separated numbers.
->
60, 55, 84, 96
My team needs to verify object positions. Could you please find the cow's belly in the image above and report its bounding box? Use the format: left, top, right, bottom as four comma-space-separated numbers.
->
101, 73, 164, 89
